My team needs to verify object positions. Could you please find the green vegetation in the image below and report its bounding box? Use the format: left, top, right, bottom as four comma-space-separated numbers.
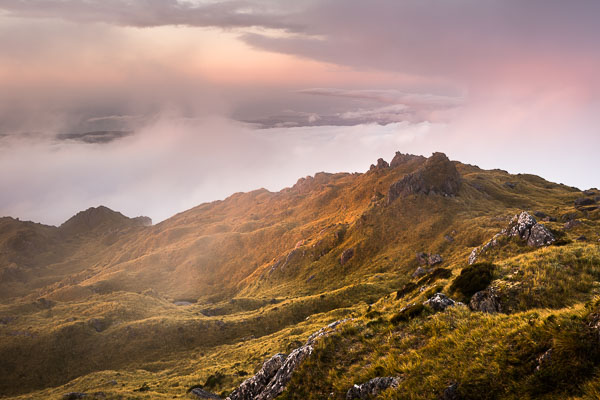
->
1, 155, 599, 399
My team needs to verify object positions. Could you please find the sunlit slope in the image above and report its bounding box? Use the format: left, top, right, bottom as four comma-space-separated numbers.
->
1, 152, 597, 398
1, 153, 583, 305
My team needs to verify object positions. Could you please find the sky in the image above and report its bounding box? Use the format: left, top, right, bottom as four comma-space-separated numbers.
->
0, 0, 599, 225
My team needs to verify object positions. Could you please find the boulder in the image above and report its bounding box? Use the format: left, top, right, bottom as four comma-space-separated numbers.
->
412, 266, 427, 278
428, 254, 443, 266
527, 224, 556, 247
340, 248, 355, 265
388, 153, 461, 203
469, 288, 501, 313
346, 377, 401, 399
504, 182, 517, 189
424, 293, 458, 312
506, 212, 537, 240
575, 197, 596, 207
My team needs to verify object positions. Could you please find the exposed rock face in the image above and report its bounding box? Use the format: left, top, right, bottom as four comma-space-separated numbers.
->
424, 293, 459, 312
190, 387, 222, 399
226, 354, 285, 400
469, 288, 501, 313
506, 212, 537, 240
428, 254, 443, 266
416, 252, 443, 266
346, 376, 401, 399
527, 224, 556, 247
340, 248, 355, 265
469, 211, 555, 264
227, 319, 351, 400
369, 158, 389, 171
535, 348, 553, 372
389, 152, 425, 168
388, 152, 461, 203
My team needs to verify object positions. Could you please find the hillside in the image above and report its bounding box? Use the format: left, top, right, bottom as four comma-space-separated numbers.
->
0, 152, 599, 399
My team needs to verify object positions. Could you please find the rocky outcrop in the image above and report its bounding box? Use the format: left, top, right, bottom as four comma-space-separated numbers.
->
190, 387, 222, 399
388, 153, 461, 203
390, 152, 426, 168
469, 288, 501, 313
416, 252, 443, 266
424, 293, 459, 312
369, 158, 389, 171
340, 248, 355, 265
226, 354, 285, 400
346, 376, 401, 399
469, 211, 555, 264
526, 224, 556, 247
575, 197, 596, 207
227, 319, 351, 400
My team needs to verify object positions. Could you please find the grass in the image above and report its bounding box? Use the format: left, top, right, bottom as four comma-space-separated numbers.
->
0, 155, 599, 399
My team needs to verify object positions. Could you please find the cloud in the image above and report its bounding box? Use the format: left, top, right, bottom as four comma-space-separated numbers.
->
244, 89, 462, 128
0, 0, 303, 30
0, 116, 434, 225
56, 130, 134, 144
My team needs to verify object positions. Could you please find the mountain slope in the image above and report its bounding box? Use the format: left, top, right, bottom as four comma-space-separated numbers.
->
0, 152, 599, 399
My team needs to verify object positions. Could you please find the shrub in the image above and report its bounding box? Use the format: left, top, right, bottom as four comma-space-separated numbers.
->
450, 262, 495, 300
390, 303, 425, 324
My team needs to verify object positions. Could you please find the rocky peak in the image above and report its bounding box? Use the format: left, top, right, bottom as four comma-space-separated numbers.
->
390, 152, 426, 168
388, 152, 461, 203
369, 158, 389, 171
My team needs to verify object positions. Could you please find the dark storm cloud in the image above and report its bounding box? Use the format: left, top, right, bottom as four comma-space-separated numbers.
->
56, 130, 134, 144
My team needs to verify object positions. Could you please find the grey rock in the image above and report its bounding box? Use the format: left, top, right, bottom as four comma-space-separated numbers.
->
564, 220, 582, 230
506, 212, 537, 240
226, 354, 286, 400
428, 254, 443, 266
227, 319, 351, 400
412, 266, 427, 278
190, 388, 222, 399
346, 376, 401, 399
416, 252, 429, 265
388, 152, 461, 203
504, 182, 517, 189
88, 318, 109, 333
469, 288, 501, 313
424, 293, 458, 312
340, 248, 355, 265
444, 234, 455, 243
527, 224, 555, 247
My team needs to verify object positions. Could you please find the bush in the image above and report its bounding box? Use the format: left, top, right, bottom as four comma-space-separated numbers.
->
390, 303, 425, 324
450, 263, 495, 300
